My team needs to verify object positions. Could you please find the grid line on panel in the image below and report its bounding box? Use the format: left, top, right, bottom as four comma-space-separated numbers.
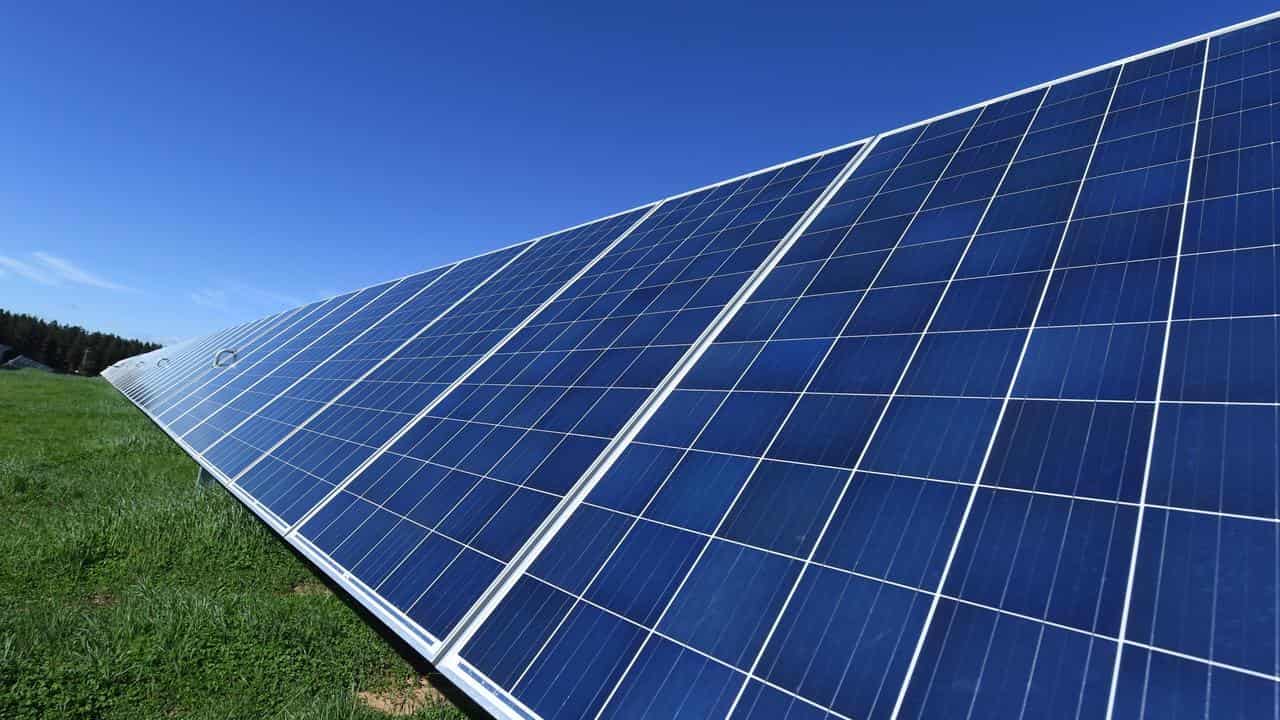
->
886, 58, 1130, 720
436, 141, 880, 662
1103, 38, 1212, 719
283, 204, 662, 538
849, 11, 1279, 167
518, 571, 865, 720
243, 423, 1280, 533
223, 244, 536, 487
886, 43, 1224, 720
209, 398, 1280, 529
449, 564, 1278, 720
457, 545, 1280, 720
1140, 48, 1280, 656
733, 90, 1059, 719
181, 276, 414, 450
575, 107, 1001, 719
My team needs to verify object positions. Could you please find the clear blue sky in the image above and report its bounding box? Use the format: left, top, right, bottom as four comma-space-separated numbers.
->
0, 2, 1269, 343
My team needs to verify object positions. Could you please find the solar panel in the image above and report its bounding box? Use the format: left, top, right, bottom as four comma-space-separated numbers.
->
105, 12, 1280, 720
292, 144, 863, 653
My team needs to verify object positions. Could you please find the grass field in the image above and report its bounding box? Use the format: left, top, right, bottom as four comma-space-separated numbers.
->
0, 370, 468, 720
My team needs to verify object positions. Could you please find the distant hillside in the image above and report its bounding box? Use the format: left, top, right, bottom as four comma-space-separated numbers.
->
0, 309, 160, 375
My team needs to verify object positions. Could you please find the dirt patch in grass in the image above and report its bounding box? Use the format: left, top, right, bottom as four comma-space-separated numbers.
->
289, 579, 330, 596
358, 677, 448, 716
88, 592, 117, 607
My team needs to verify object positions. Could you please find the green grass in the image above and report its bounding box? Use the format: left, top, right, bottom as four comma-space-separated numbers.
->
0, 370, 467, 720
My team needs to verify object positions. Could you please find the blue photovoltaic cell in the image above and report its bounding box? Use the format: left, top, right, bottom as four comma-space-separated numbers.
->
1113, 19, 1280, 717
296, 145, 861, 645
102, 14, 1280, 720
907, 46, 1205, 718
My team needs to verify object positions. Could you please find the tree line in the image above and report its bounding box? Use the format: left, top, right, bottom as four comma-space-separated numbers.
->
0, 308, 160, 375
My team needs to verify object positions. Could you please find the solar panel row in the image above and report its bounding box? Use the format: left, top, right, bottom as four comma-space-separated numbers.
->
104, 12, 1280, 719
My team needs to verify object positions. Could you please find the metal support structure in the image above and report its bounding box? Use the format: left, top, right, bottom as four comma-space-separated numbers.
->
196, 465, 218, 490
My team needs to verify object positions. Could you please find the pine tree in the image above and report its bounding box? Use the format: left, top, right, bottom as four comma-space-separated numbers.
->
0, 307, 159, 375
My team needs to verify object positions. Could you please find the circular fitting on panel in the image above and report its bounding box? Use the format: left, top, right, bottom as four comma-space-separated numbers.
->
156, 358, 172, 369
213, 348, 238, 368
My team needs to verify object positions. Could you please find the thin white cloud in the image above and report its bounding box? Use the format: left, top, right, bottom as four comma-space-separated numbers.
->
0, 255, 58, 285
189, 288, 230, 312
187, 280, 308, 319
31, 251, 134, 292
228, 282, 305, 310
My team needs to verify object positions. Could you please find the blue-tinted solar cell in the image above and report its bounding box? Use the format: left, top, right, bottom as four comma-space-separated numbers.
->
986, 399, 1151, 501
1148, 402, 1280, 517
1129, 509, 1280, 676
814, 471, 967, 588
756, 568, 928, 719
1112, 646, 1277, 719
899, 600, 1116, 720
600, 637, 741, 719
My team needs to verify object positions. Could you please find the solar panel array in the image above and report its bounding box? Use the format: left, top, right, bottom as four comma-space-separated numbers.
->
103, 13, 1280, 719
